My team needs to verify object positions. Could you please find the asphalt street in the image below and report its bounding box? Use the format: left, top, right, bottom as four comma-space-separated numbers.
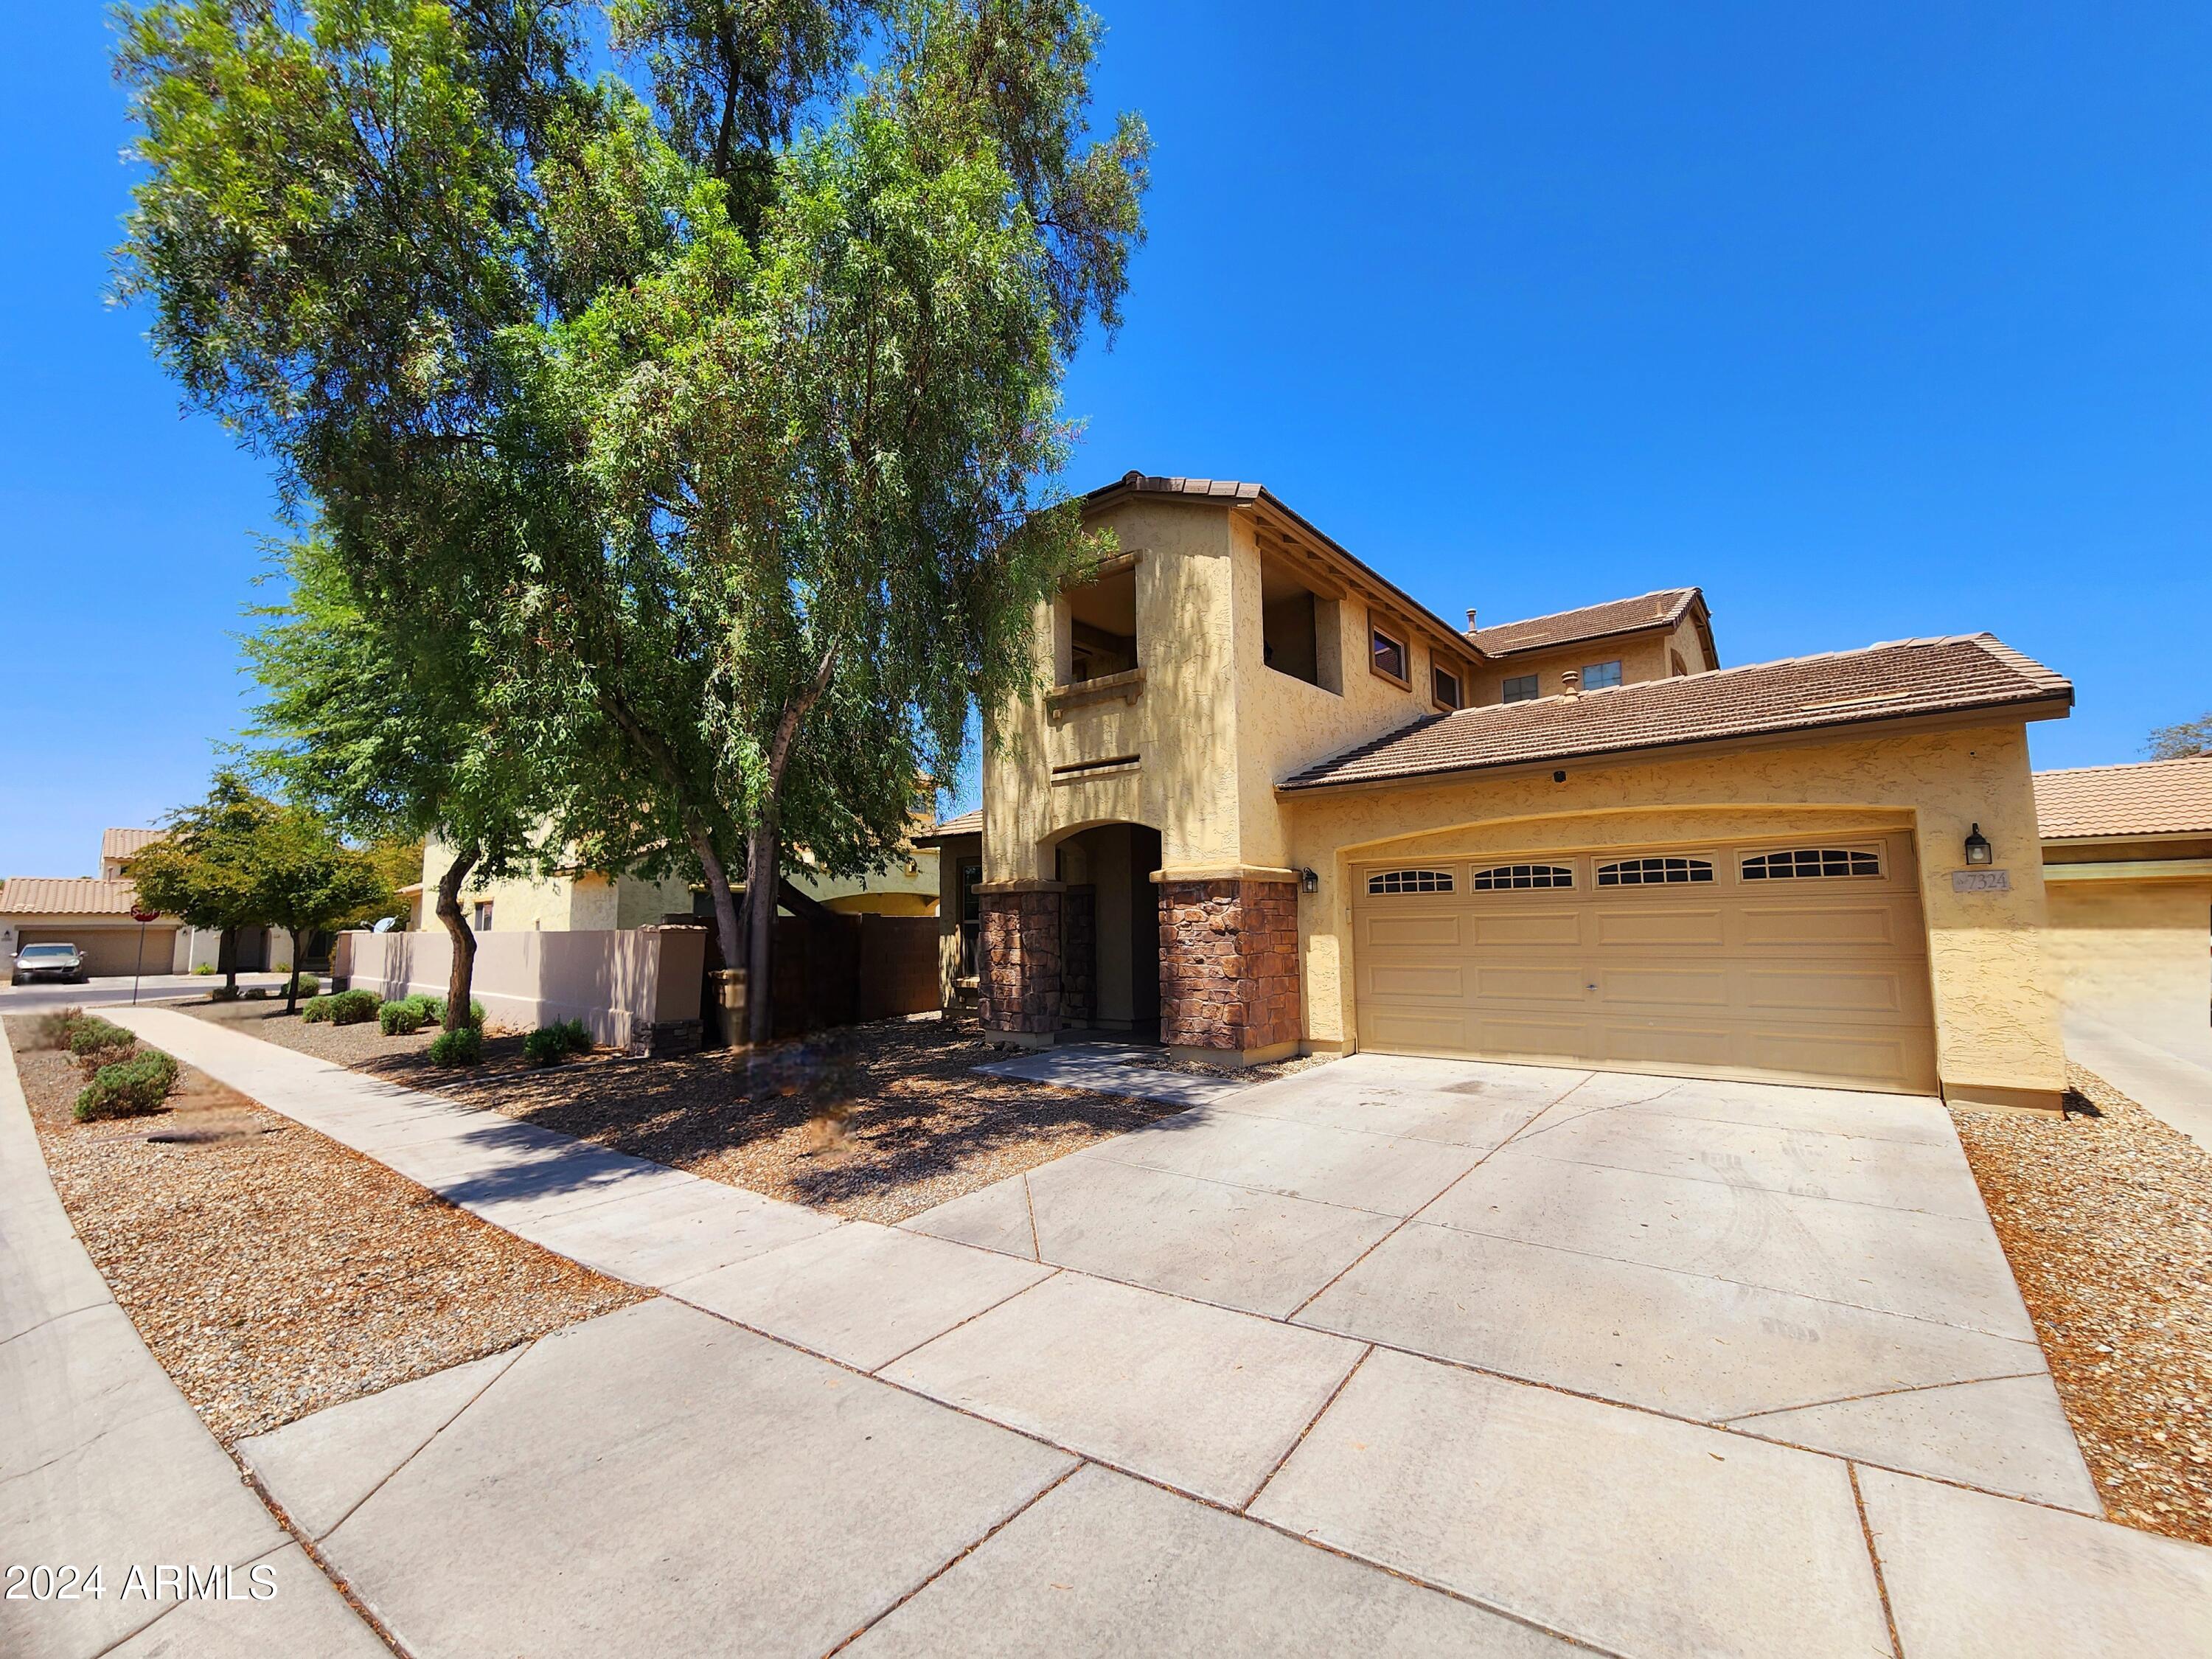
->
0, 972, 291, 1014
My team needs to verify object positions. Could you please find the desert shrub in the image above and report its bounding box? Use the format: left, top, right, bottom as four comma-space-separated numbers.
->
560, 1018, 592, 1054
323, 988, 381, 1026
68, 1017, 137, 1059
428, 1025, 482, 1066
191, 962, 216, 975
74, 1048, 178, 1121
293, 974, 321, 999
402, 993, 443, 1024
522, 1025, 569, 1066
301, 994, 335, 1023
378, 999, 425, 1035
28, 1009, 86, 1049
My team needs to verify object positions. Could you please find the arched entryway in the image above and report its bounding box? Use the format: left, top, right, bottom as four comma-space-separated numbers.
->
1054, 821, 1164, 1041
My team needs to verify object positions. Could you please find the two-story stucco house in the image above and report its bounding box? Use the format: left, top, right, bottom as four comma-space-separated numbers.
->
926, 471, 2075, 1114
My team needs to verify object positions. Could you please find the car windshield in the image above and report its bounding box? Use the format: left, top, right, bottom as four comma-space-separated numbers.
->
18, 945, 77, 960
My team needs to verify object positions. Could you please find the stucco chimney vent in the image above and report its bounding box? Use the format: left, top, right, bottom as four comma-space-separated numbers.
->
1561, 669, 1582, 697
1465, 608, 1478, 632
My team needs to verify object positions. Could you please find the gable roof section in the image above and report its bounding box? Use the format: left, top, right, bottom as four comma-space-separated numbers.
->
2035, 756, 2212, 840
1281, 634, 2070, 793
1471, 588, 1707, 658
0, 877, 147, 918
100, 827, 162, 863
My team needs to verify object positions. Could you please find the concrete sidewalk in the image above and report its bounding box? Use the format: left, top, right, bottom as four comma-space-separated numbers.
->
0, 1030, 383, 1658
97, 1006, 2212, 1657
2065, 1007, 2212, 1150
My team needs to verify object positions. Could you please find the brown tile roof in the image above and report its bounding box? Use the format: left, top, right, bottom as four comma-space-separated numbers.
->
0, 877, 151, 918
100, 827, 162, 863
2035, 756, 2212, 840
1281, 634, 2070, 793
1083, 473, 1264, 507
1471, 588, 1702, 656
912, 807, 983, 845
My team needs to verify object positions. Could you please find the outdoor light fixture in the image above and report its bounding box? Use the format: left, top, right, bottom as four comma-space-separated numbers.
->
1964, 824, 1993, 866
1300, 867, 1320, 894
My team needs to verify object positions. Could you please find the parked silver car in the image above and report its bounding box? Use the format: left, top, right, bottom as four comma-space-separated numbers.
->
11, 942, 88, 985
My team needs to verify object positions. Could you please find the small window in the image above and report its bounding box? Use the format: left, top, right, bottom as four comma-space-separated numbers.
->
1582, 660, 1623, 689
1368, 869, 1453, 895
472, 901, 495, 931
1432, 666, 1462, 709
1596, 857, 1712, 887
1742, 849, 1880, 881
1470, 863, 1573, 891
1371, 626, 1408, 684
1503, 673, 1540, 702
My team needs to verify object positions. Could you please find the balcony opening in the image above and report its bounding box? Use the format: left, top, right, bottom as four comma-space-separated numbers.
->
1065, 564, 1138, 685
1260, 557, 1340, 692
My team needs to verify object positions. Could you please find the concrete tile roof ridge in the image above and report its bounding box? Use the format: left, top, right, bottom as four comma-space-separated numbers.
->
2034, 754, 2212, 839
1470, 588, 1700, 655
914, 807, 984, 844
1281, 633, 2070, 793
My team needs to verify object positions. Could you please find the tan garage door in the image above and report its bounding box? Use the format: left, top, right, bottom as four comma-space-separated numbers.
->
18, 927, 179, 979
1353, 830, 1938, 1093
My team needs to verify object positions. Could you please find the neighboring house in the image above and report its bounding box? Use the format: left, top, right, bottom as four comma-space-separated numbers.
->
936, 470, 2073, 1113
2035, 757, 2212, 1048
414, 835, 940, 936
2, 829, 187, 976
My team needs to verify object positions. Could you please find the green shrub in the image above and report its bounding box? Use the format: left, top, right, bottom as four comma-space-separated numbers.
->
561, 1018, 592, 1054
74, 1048, 178, 1121
293, 974, 322, 999
428, 1025, 483, 1066
323, 988, 381, 1026
378, 999, 425, 1036
402, 992, 443, 1024
301, 994, 335, 1023
191, 962, 216, 975
522, 1025, 569, 1066
68, 1017, 136, 1059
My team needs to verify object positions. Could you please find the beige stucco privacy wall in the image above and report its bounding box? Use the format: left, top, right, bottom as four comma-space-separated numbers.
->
2042, 872, 2212, 1029
335, 925, 704, 1051
1279, 720, 2066, 1107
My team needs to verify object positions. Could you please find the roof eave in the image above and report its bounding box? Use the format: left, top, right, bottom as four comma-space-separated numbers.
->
1275, 690, 2074, 798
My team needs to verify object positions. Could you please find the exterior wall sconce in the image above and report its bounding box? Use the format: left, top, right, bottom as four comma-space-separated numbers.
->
1300, 868, 1321, 894
1964, 824, 1993, 866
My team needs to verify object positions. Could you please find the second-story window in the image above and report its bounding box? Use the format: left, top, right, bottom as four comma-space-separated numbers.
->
1371, 625, 1408, 684
1432, 665, 1462, 709
472, 901, 494, 932
1065, 561, 1139, 685
1503, 672, 1540, 702
1582, 659, 1624, 689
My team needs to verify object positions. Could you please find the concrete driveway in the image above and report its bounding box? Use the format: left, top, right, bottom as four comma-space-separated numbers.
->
77, 1013, 2212, 1658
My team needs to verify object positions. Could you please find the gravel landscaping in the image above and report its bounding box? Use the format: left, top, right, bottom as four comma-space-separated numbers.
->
1951, 1065, 2212, 1545
189, 1001, 1187, 1223
7, 1016, 645, 1444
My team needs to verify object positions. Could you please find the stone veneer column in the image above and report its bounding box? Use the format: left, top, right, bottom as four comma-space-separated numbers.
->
978, 886, 1064, 1038
1156, 878, 1302, 1057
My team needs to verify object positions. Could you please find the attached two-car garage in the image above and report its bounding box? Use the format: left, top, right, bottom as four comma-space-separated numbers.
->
1352, 828, 1940, 1094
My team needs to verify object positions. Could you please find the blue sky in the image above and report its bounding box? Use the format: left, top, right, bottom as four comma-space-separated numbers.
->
4, 3, 2208, 874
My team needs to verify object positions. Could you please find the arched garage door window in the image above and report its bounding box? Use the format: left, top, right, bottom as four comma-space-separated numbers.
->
1596, 857, 1714, 887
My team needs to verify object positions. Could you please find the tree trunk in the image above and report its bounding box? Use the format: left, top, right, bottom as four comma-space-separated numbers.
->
742, 818, 779, 1046
217, 926, 238, 995
687, 824, 742, 973
436, 841, 481, 1029
283, 929, 303, 1013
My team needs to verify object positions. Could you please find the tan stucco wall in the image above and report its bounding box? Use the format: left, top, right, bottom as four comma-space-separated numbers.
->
1280, 720, 2065, 1102
2043, 874, 2211, 1025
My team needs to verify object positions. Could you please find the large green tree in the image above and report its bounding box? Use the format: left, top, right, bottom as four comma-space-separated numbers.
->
128, 773, 276, 995
245, 533, 546, 1026
116, 0, 1149, 1043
